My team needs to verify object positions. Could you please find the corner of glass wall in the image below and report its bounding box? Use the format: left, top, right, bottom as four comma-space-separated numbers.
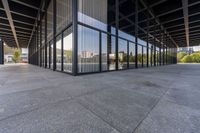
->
54, 0, 73, 73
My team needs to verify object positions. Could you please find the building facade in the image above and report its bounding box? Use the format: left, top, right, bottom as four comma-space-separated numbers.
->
28, 0, 177, 76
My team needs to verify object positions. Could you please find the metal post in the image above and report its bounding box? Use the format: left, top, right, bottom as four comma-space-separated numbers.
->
146, 12, 149, 67
40, 10, 42, 67
142, 46, 144, 67
115, 0, 119, 70
45, 4, 47, 68
61, 32, 64, 71
53, 0, 56, 71
127, 41, 129, 69
0, 38, 4, 65
159, 29, 162, 66
72, 0, 78, 75
154, 24, 156, 66
135, 0, 138, 68
99, 32, 102, 72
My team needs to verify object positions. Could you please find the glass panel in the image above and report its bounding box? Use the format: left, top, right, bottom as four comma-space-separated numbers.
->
129, 42, 135, 69
47, 0, 53, 42
156, 50, 159, 66
143, 46, 147, 67
118, 39, 127, 69
78, 25, 100, 73
138, 45, 142, 67
50, 41, 53, 69
78, 0, 107, 31
47, 43, 49, 68
56, 0, 72, 34
161, 48, 164, 65
63, 27, 73, 73
148, 48, 151, 66
56, 35, 62, 71
108, 36, 116, 70
101, 33, 108, 71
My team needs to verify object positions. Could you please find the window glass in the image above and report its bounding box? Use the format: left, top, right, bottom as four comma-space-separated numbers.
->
78, 25, 100, 73
56, 0, 72, 34
63, 27, 73, 73
101, 33, 108, 71
129, 42, 135, 68
56, 35, 62, 71
118, 39, 127, 69
108, 36, 116, 70
78, 0, 107, 31
138, 45, 143, 67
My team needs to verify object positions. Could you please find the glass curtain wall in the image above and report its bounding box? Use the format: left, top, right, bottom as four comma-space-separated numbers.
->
101, 33, 108, 71
118, 39, 128, 69
63, 27, 73, 73
47, 0, 53, 69
143, 46, 147, 67
78, 25, 100, 73
50, 41, 53, 69
109, 36, 116, 70
129, 42, 136, 68
42, 15, 45, 67
138, 45, 143, 67
78, 0, 108, 73
56, 35, 62, 71
55, 0, 72, 72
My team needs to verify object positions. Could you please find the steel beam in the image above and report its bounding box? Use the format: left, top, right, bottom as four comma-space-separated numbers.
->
2, 0, 19, 48
182, 0, 190, 47
139, 0, 179, 48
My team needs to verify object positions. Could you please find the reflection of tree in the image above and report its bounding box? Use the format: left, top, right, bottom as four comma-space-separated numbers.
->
64, 50, 72, 62
129, 52, 135, 62
138, 54, 143, 63
119, 53, 127, 64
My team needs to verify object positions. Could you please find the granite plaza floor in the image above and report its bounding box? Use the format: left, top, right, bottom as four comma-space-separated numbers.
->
0, 63, 200, 133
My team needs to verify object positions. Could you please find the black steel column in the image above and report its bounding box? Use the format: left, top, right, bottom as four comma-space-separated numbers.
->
142, 46, 144, 67
162, 32, 165, 65
159, 29, 162, 66
115, 0, 119, 70
0, 38, 4, 65
151, 45, 153, 66
45, 4, 47, 68
154, 24, 156, 66
146, 12, 149, 67
99, 32, 102, 72
61, 33, 64, 71
36, 24, 39, 66
72, 0, 78, 75
135, 0, 138, 68
53, 0, 56, 71
40, 10, 42, 67
127, 41, 129, 69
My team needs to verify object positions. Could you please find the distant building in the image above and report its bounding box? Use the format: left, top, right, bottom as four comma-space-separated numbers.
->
4, 54, 13, 63
178, 47, 194, 54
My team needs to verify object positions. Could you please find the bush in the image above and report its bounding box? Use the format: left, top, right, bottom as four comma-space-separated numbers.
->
177, 52, 187, 62
180, 53, 200, 63
181, 55, 193, 63
12, 50, 21, 63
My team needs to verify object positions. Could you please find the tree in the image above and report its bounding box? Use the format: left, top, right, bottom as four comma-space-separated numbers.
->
12, 50, 21, 63
181, 55, 193, 63
191, 53, 200, 63
177, 52, 187, 62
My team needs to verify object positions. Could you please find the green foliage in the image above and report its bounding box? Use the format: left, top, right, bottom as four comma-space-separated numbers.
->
177, 52, 187, 62
191, 53, 200, 63
138, 54, 143, 63
180, 52, 200, 63
12, 50, 21, 63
